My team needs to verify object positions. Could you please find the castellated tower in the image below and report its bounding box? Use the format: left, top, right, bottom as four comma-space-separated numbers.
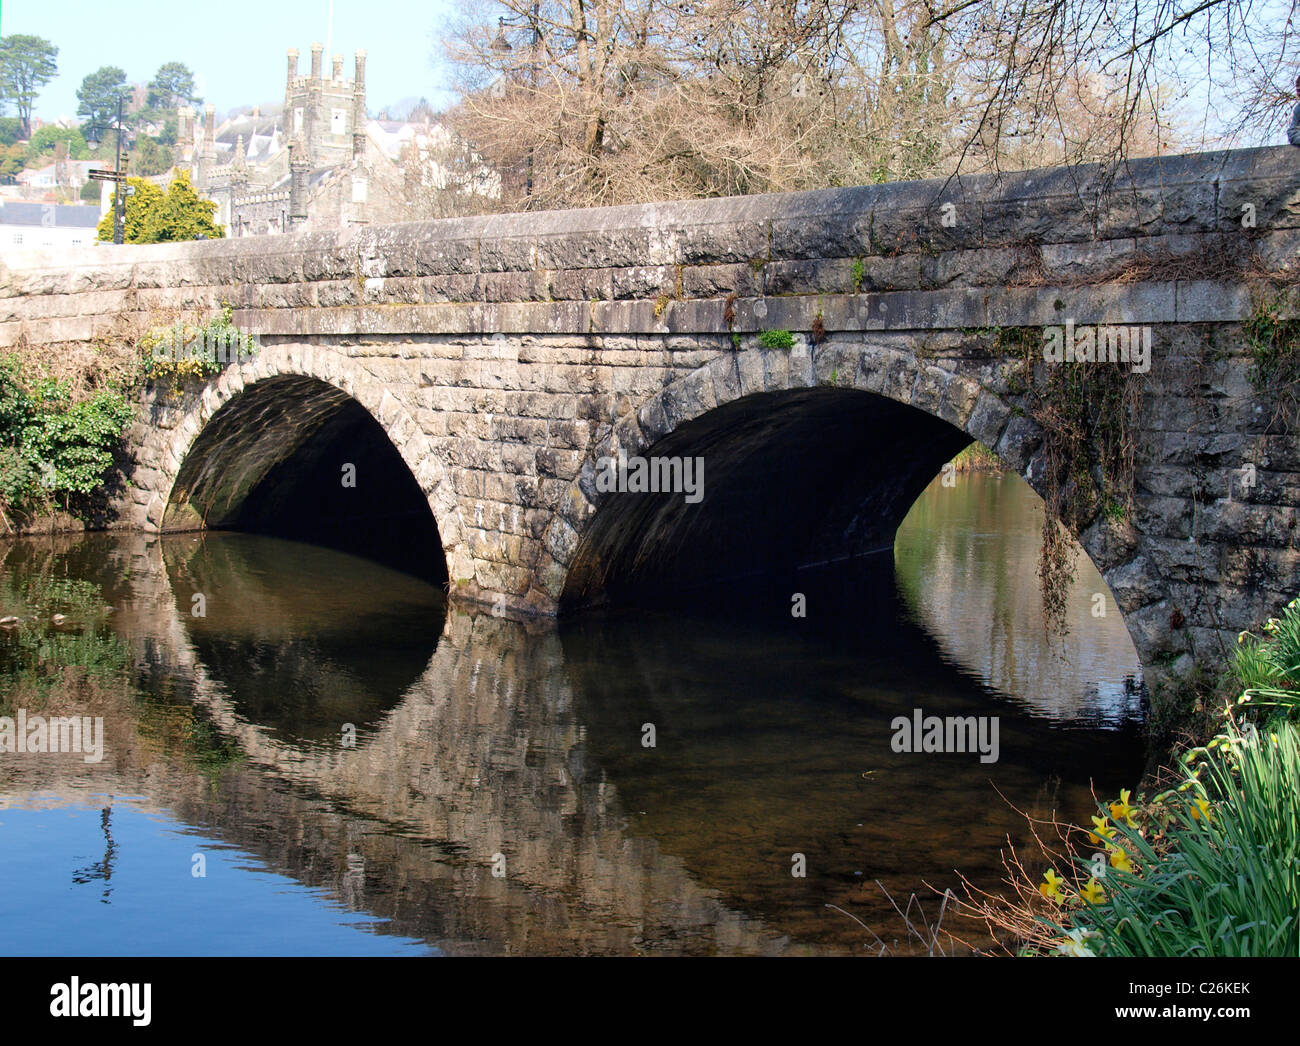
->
283, 41, 368, 171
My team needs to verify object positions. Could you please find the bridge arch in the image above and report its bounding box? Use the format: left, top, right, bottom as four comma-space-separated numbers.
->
546, 335, 1150, 663
136, 343, 460, 584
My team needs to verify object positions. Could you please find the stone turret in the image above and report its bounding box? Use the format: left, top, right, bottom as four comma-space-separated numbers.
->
310, 42, 323, 81
231, 135, 248, 187
174, 105, 195, 169
197, 104, 216, 188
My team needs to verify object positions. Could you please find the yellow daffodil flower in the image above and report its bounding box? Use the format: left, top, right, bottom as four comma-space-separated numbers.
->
1109, 848, 1134, 873
1039, 868, 1066, 903
1088, 815, 1115, 845
1109, 789, 1137, 828
1080, 878, 1107, 904
1055, 928, 1097, 957
1189, 798, 1212, 823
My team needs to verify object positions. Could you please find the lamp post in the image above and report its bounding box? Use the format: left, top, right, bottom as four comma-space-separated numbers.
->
111, 92, 126, 245
491, 3, 541, 202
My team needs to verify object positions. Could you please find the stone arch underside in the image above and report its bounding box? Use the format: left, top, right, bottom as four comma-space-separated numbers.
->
154, 350, 451, 586
561, 385, 972, 609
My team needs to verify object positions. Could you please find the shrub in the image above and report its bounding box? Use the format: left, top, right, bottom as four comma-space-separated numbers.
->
0, 354, 132, 517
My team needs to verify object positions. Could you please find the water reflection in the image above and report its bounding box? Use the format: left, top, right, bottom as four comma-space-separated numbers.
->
896, 471, 1145, 726
161, 533, 445, 744
0, 473, 1145, 955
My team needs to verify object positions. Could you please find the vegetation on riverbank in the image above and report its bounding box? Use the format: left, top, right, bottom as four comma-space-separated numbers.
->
960, 593, 1300, 956
0, 305, 253, 533
949, 441, 1003, 473
0, 355, 133, 532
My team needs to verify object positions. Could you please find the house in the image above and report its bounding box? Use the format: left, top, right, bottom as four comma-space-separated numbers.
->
0, 201, 102, 252
16, 159, 99, 196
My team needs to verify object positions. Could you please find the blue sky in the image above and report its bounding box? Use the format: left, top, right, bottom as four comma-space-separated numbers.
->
1, 0, 462, 123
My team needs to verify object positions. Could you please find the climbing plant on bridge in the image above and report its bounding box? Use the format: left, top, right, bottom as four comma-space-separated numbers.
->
999, 326, 1141, 637
1244, 287, 1300, 433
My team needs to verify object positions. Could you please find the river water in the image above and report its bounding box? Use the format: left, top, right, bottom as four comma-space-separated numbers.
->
0, 470, 1144, 955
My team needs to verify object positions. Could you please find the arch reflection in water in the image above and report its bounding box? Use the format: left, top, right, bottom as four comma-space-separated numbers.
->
559, 552, 1144, 952
160, 532, 445, 744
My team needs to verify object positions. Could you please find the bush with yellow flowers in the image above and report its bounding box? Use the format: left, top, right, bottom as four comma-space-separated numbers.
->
959, 588, 1300, 956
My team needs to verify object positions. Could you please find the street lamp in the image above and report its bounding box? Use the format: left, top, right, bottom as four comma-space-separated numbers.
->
491, 18, 513, 53
492, 4, 541, 201
111, 93, 128, 245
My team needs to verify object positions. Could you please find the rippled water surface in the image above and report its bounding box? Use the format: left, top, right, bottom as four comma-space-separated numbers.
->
0, 471, 1144, 955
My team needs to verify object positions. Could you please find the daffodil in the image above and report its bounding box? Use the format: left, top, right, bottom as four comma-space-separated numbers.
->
1189, 797, 1212, 823
1109, 848, 1134, 873
1055, 928, 1097, 957
1080, 878, 1106, 904
1109, 789, 1137, 828
1088, 815, 1115, 845
1039, 868, 1066, 903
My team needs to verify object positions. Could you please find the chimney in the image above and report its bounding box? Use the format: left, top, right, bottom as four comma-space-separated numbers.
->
204, 104, 215, 139
310, 42, 323, 80
352, 50, 368, 160
288, 139, 310, 227
332, 54, 343, 81
286, 47, 299, 86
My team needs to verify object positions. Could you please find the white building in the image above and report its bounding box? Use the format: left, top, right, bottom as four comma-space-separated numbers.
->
0, 202, 102, 252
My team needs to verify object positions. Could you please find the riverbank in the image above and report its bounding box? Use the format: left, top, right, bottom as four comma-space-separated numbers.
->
948, 441, 1004, 473
957, 589, 1300, 957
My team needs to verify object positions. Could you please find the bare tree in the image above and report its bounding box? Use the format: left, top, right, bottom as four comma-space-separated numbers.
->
435, 0, 1266, 212
930, 0, 1299, 171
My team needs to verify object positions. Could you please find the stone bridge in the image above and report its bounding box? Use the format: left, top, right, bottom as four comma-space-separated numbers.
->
3, 146, 1300, 689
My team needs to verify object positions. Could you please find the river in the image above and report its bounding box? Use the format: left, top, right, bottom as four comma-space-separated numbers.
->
0, 469, 1144, 955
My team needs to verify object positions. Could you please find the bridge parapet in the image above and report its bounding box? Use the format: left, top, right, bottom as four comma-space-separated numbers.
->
1, 147, 1297, 349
